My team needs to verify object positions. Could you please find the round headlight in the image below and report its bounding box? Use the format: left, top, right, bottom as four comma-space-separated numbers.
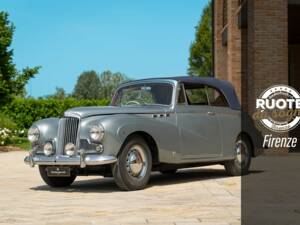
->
90, 124, 105, 142
28, 126, 40, 143
43, 142, 54, 156
65, 143, 76, 156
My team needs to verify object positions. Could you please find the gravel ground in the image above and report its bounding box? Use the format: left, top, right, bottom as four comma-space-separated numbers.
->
0, 151, 240, 225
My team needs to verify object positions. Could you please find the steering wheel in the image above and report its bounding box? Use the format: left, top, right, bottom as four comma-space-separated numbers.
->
126, 100, 141, 105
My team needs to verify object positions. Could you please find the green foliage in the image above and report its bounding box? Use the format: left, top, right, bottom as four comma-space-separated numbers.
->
0, 127, 12, 146
0, 112, 26, 146
0, 12, 40, 105
0, 112, 16, 130
73, 70, 129, 100
2, 98, 110, 129
99, 70, 129, 99
46, 87, 68, 99
73, 70, 101, 100
188, 2, 212, 77
8, 136, 30, 150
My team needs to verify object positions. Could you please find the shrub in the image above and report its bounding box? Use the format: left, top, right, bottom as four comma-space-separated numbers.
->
2, 98, 110, 129
0, 112, 17, 130
0, 112, 26, 146
0, 128, 12, 145
0, 128, 26, 146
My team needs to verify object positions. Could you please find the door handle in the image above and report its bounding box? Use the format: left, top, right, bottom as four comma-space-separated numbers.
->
207, 111, 216, 116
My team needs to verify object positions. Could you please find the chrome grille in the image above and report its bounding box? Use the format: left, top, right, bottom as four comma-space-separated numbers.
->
57, 117, 79, 155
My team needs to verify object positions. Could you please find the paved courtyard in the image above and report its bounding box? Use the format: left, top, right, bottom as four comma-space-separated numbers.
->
0, 151, 240, 225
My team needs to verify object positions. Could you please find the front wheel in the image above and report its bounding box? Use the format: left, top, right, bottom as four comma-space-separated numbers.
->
224, 135, 252, 176
112, 136, 152, 191
39, 166, 76, 187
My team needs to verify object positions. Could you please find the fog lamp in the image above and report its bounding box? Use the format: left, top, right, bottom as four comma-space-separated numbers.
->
96, 144, 104, 153
43, 142, 54, 156
65, 143, 76, 156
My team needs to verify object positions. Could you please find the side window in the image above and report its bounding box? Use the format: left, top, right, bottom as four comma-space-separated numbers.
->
184, 85, 208, 105
206, 87, 229, 107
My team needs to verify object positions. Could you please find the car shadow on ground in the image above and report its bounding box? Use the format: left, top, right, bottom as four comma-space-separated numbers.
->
30, 167, 264, 193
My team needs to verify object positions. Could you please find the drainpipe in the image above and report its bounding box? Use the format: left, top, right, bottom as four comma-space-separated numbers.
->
212, 0, 215, 77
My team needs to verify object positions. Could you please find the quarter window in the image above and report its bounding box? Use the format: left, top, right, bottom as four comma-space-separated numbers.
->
206, 87, 229, 107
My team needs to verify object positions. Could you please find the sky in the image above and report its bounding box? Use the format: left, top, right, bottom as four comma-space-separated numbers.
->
1, 0, 209, 97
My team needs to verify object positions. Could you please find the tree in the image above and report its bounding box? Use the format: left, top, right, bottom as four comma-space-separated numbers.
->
47, 87, 67, 99
73, 70, 101, 100
73, 70, 129, 100
188, 2, 212, 77
0, 12, 40, 105
99, 70, 129, 99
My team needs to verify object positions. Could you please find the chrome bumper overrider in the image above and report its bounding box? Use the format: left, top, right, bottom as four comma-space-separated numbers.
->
24, 151, 117, 168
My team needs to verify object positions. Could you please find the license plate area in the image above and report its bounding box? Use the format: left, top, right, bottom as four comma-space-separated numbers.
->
46, 166, 71, 177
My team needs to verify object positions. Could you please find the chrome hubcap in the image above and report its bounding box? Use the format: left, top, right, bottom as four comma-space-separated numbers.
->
126, 145, 147, 179
235, 140, 247, 167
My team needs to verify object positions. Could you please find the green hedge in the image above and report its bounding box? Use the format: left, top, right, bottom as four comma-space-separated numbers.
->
2, 98, 110, 129
0, 112, 17, 130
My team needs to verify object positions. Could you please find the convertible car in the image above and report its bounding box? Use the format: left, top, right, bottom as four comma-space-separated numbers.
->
25, 76, 261, 191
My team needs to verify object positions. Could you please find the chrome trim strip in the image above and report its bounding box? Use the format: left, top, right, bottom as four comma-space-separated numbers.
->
24, 154, 117, 167
75, 117, 81, 155
56, 118, 64, 155
79, 149, 86, 168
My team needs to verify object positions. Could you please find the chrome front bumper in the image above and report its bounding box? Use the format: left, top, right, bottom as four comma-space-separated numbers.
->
24, 151, 117, 168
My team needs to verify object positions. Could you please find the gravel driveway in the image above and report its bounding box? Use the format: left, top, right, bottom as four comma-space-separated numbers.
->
0, 151, 240, 225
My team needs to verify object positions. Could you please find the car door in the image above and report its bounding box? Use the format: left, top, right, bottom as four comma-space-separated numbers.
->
176, 84, 222, 159
206, 86, 241, 158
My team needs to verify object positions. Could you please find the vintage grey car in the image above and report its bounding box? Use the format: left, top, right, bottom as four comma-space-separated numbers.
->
25, 76, 261, 191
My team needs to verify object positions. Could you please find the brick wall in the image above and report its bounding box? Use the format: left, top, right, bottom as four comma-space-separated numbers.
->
214, 0, 288, 113
247, 0, 288, 114
214, 0, 228, 81
227, 0, 242, 101
214, 0, 289, 153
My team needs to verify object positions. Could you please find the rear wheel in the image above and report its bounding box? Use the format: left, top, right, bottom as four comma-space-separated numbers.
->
224, 134, 252, 176
112, 136, 152, 191
39, 166, 76, 187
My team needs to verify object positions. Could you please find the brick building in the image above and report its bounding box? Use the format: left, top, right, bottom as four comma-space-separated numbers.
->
213, 0, 300, 148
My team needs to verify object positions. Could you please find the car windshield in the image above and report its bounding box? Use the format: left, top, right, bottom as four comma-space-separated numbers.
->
112, 83, 173, 106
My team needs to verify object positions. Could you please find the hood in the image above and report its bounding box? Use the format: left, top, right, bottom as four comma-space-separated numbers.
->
64, 105, 170, 118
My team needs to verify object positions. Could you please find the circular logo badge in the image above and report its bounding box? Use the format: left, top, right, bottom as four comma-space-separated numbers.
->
256, 85, 300, 132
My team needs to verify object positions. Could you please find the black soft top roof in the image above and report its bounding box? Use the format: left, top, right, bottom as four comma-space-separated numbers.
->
124, 76, 241, 110
172, 77, 240, 110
